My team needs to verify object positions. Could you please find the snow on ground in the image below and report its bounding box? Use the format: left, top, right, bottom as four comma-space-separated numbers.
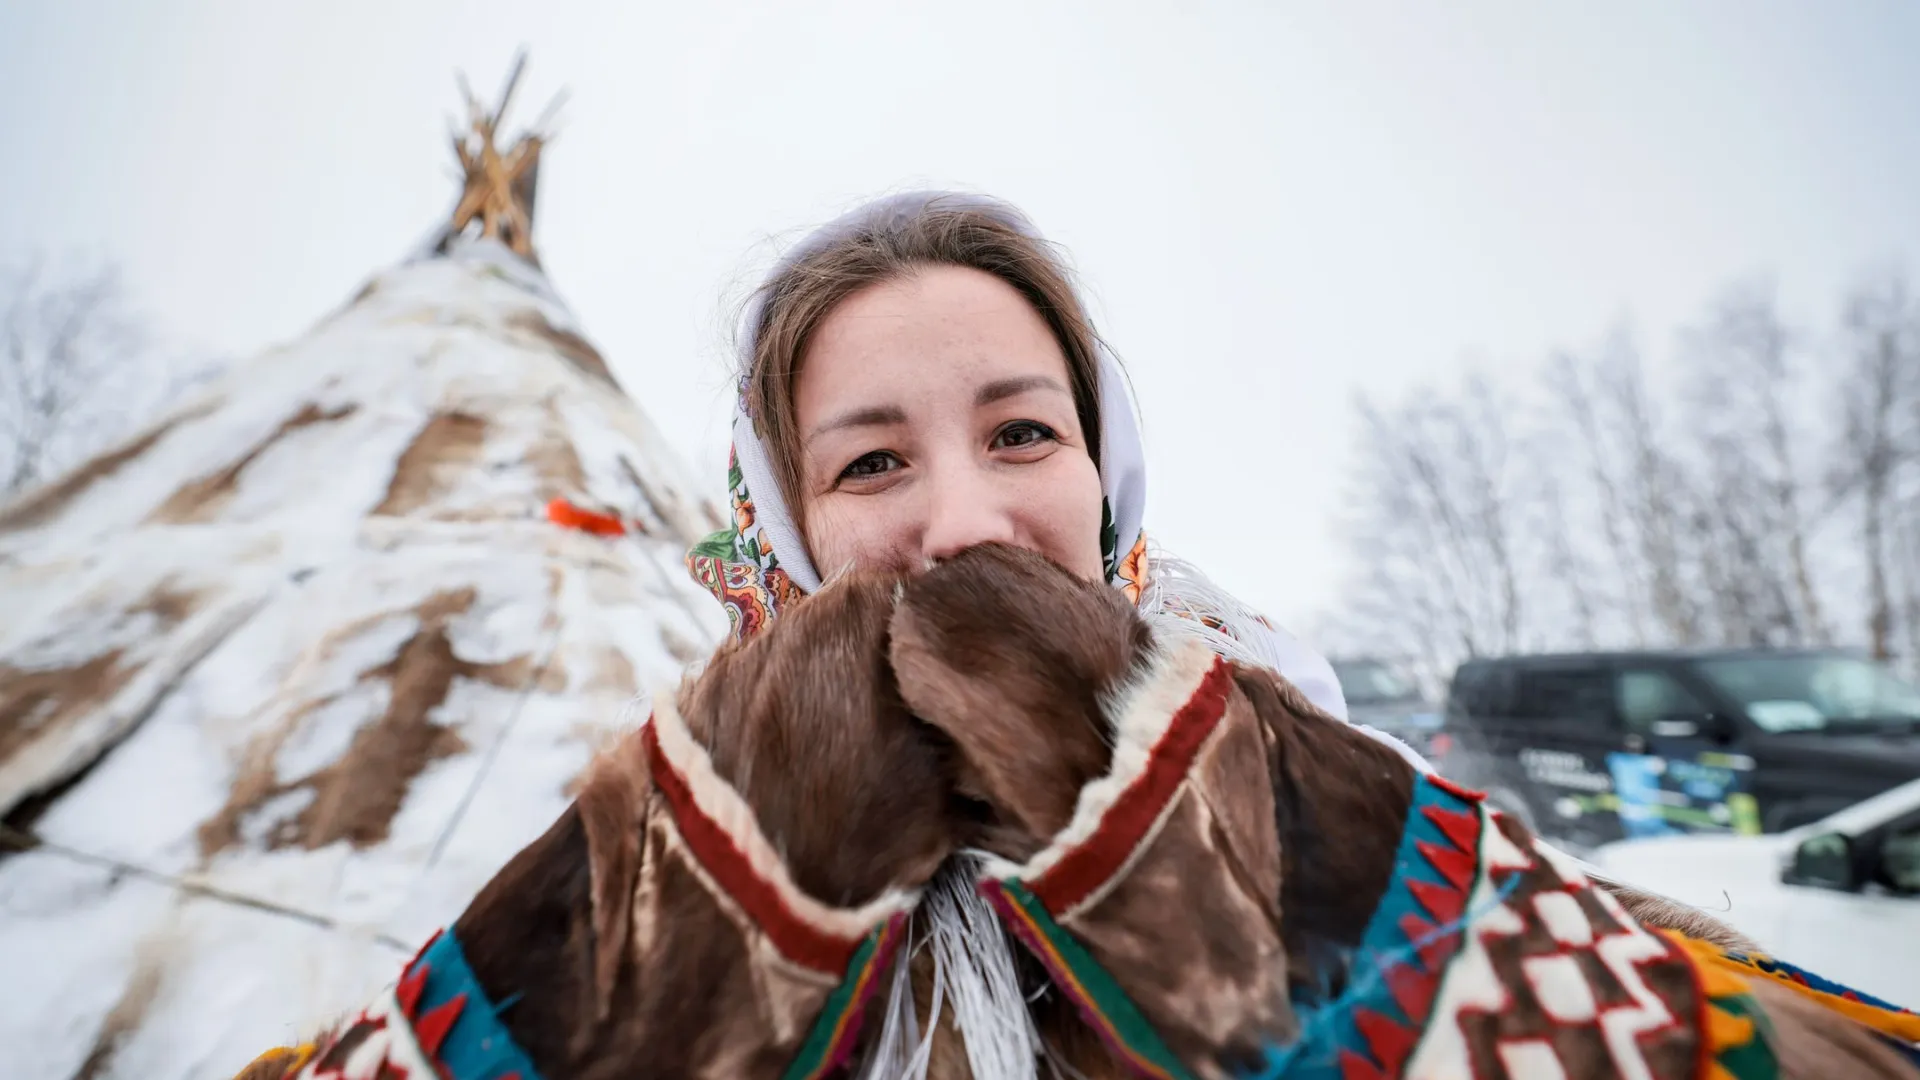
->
0, 238, 729, 1079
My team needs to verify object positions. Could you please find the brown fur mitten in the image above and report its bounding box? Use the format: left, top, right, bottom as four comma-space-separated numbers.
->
681, 567, 955, 906
889, 543, 1294, 1078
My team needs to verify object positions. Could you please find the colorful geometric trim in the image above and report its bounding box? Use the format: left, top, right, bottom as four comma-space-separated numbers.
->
1025, 654, 1232, 915
1664, 928, 1920, 1059
392, 929, 545, 1080
1704, 996, 1780, 1080
781, 913, 911, 1080
982, 878, 1196, 1080
1722, 947, 1920, 1043
1241, 773, 1491, 1080
1663, 930, 1779, 1080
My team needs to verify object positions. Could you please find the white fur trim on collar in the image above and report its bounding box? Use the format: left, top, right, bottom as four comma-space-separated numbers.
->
979, 638, 1220, 885
647, 690, 918, 938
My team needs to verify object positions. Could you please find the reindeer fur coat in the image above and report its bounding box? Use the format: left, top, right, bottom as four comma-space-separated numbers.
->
238, 545, 1920, 1080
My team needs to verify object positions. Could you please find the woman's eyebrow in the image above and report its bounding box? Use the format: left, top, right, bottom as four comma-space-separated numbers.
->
975, 375, 1069, 407
806, 404, 907, 445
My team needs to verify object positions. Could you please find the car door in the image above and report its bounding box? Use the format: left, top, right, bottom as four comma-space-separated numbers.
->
1507, 662, 1629, 848
1609, 665, 1762, 839
1436, 662, 1526, 802
1771, 807, 1920, 1006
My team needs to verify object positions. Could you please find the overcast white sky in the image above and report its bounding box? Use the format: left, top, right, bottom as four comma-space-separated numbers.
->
2, 2, 1917, 628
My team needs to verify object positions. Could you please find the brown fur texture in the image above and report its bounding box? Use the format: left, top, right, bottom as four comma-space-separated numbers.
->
886, 545, 1150, 852
1745, 974, 1920, 1079
890, 545, 1298, 1077
888, 543, 1918, 1080
288, 542, 1915, 1080
447, 569, 958, 1079
1593, 877, 1763, 954
1231, 663, 1415, 989
679, 568, 955, 907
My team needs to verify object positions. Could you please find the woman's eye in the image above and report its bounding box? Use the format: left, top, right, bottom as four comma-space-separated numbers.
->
839, 451, 900, 481
993, 421, 1058, 450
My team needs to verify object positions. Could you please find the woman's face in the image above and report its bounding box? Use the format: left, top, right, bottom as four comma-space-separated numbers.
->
794, 264, 1106, 582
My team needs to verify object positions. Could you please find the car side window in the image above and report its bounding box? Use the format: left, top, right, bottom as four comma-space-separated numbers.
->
1617, 669, 1712, 735
1449, 664, 1515, 719
1512, 667, 1615, 724
1878, 821, 1920, 895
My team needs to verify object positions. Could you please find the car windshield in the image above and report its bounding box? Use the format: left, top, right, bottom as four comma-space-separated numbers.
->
1690, 654, 1920, 733
1332, 660, 1418, 705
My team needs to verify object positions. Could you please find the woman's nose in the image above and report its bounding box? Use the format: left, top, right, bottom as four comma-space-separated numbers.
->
920, 464, 1017, 564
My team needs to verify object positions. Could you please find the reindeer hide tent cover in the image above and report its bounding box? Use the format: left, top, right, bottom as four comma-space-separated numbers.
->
0, 58, 729, 1080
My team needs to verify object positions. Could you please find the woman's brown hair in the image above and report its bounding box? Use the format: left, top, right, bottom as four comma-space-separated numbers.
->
741, 197, 1107, 533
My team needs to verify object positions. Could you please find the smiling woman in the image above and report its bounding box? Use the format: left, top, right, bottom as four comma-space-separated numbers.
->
692, 191, 1391, 738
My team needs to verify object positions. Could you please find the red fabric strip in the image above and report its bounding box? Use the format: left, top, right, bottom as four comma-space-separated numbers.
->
1030, 658, 1232, 915
643, 722, 861, 975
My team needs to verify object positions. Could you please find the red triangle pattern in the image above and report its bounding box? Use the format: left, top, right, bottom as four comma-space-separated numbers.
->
1332, 785, 1495, 1079
1353, 1007, 1418, 1075
1414, 839, 1477, 895
395, 962, 430, 1019
1339, 1047, 1390, 1080
1341, 790, 1490, 1077
1399, 912, 1451, 972
412, 994, 468, 1060
1385, 963, 1438, 1024
1404, 877, 1464, 930
1421, 804, 1481, 856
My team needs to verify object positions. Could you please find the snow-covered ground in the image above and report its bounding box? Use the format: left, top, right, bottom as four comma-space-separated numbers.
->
0, 238, 728, 1079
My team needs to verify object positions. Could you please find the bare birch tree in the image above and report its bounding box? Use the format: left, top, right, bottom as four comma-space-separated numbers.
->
1831, 270, 1920, 661
1338, 374, 1530, 681
1595, 334, 1709, 645
1330, 263, 1918, 677
1, 259, 135, 495
1544, 328, 1706, 647
1678, 280, 1827, 646
0, 256, 212, 501
1897, 512, 1920, 678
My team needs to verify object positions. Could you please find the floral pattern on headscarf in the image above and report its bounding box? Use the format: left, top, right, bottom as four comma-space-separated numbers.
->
686, 447, 806, 641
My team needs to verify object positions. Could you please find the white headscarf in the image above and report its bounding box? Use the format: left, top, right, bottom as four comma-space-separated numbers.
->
692, 190, 1431, 774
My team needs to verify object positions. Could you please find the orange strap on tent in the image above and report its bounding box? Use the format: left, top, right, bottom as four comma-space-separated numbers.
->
546, 497, 627, 537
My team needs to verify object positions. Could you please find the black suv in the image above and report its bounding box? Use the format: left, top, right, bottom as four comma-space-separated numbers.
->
1330, 657, 1443, 758
1434, 648, 1920, 850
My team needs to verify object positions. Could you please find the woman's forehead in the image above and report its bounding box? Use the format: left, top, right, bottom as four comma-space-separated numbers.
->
797, 266, 1073, 421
